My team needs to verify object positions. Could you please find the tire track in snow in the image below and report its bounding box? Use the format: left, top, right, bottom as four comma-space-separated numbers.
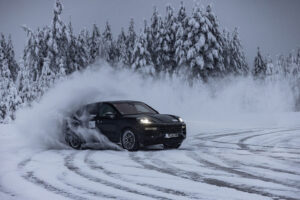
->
0, 185, 16, 199
195, 130, 258, 141
83, 150, 200, 200
190, 127, 300, 199
130, 152, 300, 200
54, 150, 126, 200
237, 128, 300, 152
18, 157, 89, 200
195, 128, 300, 178
64, 151, 172, 200
57, 175, 124, 200
18, 151, 122, 200
186, 151, 300, 190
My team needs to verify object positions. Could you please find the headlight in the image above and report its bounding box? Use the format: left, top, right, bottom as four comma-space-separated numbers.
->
139, 118, 152, 124
178, 117, 184, 122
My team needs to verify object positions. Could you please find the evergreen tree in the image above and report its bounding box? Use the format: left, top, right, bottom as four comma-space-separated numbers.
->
116, 28, 127, 64
221, 30, 231, 74
185, 3, 206, 79
253, 47, 267, 78
22, 26, 39, 81
36, 57, 55, 99
295, 48, 300, 77
102, 21, 117, 64
288, 51, 299, 77
66, 21, 79, 73
265, 54, 274, 76
49, 0, 67, 73
161, 5, 177, 72
177, 1, 187, 24
0, 43, 21, 122
76, 29, 90, 69
5, 35, 19, 81
89, 24, 101, 63
174, 1, 188, 69
124, 18, 136, 66
132, 22, 152, 71
149, 6, 163, 72
203, 5, 224, 77
18, 61, 35, 105
228, 28, 248, 75
296, 48, 300, 66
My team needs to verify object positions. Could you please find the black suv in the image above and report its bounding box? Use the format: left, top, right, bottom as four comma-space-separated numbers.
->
64, 100, 186, 151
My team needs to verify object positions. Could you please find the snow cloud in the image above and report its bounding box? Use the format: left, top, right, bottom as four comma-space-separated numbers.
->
7, 61, 298, 150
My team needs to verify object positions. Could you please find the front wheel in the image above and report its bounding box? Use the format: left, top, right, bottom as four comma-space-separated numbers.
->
121, 129, 139, 151
163, 142, 181, 149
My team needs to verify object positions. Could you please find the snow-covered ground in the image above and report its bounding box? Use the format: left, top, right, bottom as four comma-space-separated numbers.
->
1, 119, 300, 200
1, 66, 300, 199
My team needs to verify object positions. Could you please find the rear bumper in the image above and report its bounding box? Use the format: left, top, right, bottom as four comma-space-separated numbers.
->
135, 123, 186, 146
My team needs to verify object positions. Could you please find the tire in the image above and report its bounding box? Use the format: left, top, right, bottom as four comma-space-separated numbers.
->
65, 133, 82, 150
163, 142, 181, 149
121, 129, 139, 151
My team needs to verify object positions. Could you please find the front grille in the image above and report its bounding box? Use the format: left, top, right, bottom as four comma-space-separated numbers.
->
159, 125, 182, 133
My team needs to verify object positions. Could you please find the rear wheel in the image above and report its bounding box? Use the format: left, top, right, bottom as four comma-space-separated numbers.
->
163, 142, 181, 149
65, 133, 82, 150
121, 129, 139, 151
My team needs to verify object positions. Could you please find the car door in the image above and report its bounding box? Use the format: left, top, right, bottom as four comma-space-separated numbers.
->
96, 103, 119, 142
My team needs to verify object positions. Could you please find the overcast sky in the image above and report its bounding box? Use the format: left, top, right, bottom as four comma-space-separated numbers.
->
0, 0, 300, 65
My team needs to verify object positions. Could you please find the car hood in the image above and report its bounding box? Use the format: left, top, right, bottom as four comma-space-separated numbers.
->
125, 113, 180, 124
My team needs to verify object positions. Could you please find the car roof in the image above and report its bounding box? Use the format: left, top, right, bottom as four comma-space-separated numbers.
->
103, 100, 144, 104
86, 100, 145, 106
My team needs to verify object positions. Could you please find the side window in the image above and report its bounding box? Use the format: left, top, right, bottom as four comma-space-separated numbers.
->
135, 104, 150, 113
98, 104, 117, 117
86, 104, 98, 115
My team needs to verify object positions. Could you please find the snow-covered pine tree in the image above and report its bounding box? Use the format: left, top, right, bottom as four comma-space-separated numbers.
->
185, 3, 206, 79
265, 54, 274, 76
283, 53, 294, 78
149, 6, 163, 72
288, 51, 299, 77
276, 54, 287, 78
221, 30, 231, 74
116, 28, 127, 64
202, 4, 224, 78
49, 0, 69, 75
124, 18, 136, 66
132, 21, 152, 72
161, 5, 177, 73
18, 60, 35, 106
22, 26, 40, 81
295, 48, 300, 77
0, 42, 21, 122
66, 21, 79, 73
177, 1, 187, 24
102, 21, 117, 64
174, 1, 188, 69
76, 29, 90, 70
89, 24, 101, 63
20, 26, 39, 105
4, 35, 19, 82
36, 56, 55, 99
253, 47, 267, 78
228, 28, 248, 76
296, 48, 300, 66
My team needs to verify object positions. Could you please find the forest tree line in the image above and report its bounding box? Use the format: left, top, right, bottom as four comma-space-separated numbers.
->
0, 0, 300, 123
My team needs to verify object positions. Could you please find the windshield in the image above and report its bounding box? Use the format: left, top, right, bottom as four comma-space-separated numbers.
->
113, 102, 157, 115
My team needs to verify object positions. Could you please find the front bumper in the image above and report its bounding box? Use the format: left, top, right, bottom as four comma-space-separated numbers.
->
136, 123, 186, 146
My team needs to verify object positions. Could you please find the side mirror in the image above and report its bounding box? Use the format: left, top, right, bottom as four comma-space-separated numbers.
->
103, 112, 116, 119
